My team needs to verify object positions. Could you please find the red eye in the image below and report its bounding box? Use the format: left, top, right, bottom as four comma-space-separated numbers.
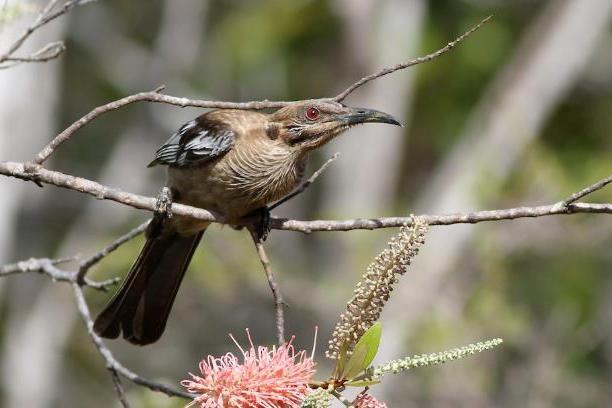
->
305, 107, 320, 121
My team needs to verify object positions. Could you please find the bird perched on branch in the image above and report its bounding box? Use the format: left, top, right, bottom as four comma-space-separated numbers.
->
93, 99, 400, 345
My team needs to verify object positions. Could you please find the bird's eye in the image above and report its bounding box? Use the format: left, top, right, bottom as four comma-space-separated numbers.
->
305, 107, 320, 121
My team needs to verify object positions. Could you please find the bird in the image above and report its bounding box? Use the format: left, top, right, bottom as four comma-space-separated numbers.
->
93, 99, 400, 345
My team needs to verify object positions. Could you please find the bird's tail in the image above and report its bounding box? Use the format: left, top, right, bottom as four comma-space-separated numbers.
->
94, 221, 204, 345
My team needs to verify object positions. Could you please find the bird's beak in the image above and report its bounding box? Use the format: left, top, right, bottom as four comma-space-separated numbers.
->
342, 107, 402, 127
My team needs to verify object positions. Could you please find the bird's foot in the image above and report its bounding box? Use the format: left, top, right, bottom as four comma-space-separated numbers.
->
154, 187, 173, 219
245, 206, 271, 242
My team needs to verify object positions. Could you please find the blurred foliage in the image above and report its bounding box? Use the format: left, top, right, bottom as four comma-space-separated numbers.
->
0, 1, 36, 27
1, 0, 611, 407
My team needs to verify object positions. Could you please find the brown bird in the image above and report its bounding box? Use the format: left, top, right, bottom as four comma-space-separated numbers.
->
93, 99, 400, 345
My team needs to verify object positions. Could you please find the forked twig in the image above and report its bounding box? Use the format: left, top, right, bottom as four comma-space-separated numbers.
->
72, 283, 193, 399
560, 174, 612, 207
0, 0, 98, 68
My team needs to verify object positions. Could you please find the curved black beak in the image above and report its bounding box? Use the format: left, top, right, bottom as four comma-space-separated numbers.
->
343, 107, 402, 127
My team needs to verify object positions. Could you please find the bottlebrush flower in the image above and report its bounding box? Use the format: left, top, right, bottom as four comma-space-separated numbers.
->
353, 393, 387, 408
182, 330, 315, 408
327, 218, 428, 359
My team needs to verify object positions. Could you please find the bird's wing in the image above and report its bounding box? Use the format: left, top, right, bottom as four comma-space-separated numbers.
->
148, 116, 235, 167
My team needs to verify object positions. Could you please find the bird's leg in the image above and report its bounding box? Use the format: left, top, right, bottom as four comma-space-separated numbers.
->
154, 186, 173, 220
243, 206, 272, 242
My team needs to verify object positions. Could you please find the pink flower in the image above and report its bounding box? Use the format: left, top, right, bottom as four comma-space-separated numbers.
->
182, 330, 315, 408
354, 393, 387, 408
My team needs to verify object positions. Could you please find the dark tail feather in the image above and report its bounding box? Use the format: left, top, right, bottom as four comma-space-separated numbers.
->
94, 225, 204, 345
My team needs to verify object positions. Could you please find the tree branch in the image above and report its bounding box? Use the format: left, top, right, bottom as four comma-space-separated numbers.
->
0, 256, 118, 291
1, 160, 609, 234
0, 219, 191, 405
71, 283, 193, 399
249, 229, 286, 345
76, 220, 149, 284
32, 88, 295, 165
0, 160, 219, 221
27, 18, 493, 164
0, 41, 66, 69
0, 239, 194, 404
0, 0, 98, 68
560, 174, 612, 206
109, 368, 131, 408
272, 202, 612, 233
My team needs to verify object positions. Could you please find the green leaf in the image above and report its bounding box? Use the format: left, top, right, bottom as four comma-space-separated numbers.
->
341, 322, 382, 380
332, 341, 350, 380
345, 379, 381, 387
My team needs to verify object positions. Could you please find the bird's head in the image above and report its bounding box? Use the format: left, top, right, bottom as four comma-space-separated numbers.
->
268, 99, 401, 152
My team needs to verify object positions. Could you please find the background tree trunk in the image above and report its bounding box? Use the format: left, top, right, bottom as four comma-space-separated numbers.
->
378, 1, 612, 404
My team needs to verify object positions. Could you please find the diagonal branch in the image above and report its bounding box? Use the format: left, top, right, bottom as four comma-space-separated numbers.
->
76, 220, 149, 284
0, 242, 194, 403
333, 15, 492, 102
560, 174, 612, 206
249, 229, 286, 345
71, 283, 193, 400
109, 368, 131, 408
33, 88, 294, 165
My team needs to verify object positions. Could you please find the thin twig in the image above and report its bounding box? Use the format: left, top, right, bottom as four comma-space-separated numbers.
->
0, 41, 66, 69
1, 161, 609, 233
272, 202, 612, 233
77, 220, 149, 284
334, 15, 493, 101
249, 229, 286, 345
0, 0, 97, 66
560, 174, 612, 206
269, 153, 340, 211
0, 256, 71, 275
0, 257, 118, 290
39, 0, 99, 26
109, 368, 131, 408
32, 89, 295, 164
0, 0, 60, 62
71, 283, 193, 400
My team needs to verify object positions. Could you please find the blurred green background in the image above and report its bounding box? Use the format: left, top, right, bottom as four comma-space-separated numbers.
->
0, 0, 611, 407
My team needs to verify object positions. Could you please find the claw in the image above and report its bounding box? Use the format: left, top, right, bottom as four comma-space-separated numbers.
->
154, 187, 173, 219
249, 206, 271, 242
